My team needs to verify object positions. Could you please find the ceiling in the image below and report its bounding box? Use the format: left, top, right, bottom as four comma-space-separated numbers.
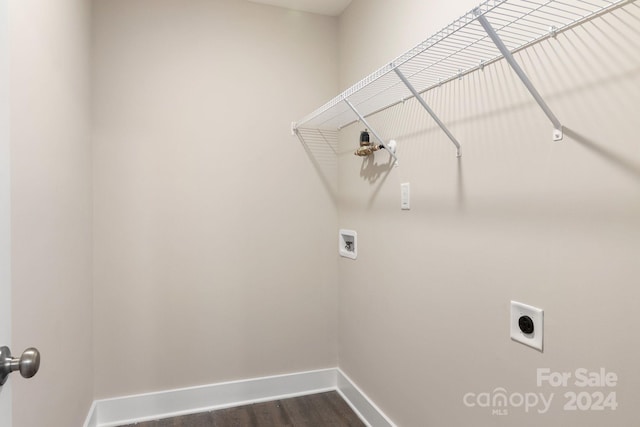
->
247, 0, 352, 16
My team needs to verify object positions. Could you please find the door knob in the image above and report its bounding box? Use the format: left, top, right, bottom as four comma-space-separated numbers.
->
0, 346, 40, 386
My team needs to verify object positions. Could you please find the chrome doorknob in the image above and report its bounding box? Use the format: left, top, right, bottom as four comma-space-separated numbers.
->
0, 346, 41, 386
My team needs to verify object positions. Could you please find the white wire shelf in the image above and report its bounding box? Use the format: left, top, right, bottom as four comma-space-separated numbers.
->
294, 0, 628, 134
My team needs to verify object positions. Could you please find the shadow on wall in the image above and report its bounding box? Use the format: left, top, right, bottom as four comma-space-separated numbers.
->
565, 127, 640, 183
359, 152, 394, 183
357, 147, 466, 212
295, 128, 339, 204
457, 156, 465, 212
359, 152, 395, 210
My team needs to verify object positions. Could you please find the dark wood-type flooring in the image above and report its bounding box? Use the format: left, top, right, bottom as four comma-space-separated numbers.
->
119, 391, 366, 427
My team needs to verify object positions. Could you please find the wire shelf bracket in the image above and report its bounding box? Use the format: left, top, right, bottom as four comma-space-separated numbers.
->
474, 9, 564, 141
394, 68, 462, 157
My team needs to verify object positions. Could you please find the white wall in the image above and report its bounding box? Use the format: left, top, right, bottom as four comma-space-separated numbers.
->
337, 1, 640, 426
9, 0, 94, 426
91, 0, 339, 399
338, 0, 480, 89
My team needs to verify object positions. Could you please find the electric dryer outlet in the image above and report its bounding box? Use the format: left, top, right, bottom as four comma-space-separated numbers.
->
510, 301, 544, 352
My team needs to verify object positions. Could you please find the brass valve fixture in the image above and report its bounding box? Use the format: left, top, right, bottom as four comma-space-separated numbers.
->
354, 129, 383, 157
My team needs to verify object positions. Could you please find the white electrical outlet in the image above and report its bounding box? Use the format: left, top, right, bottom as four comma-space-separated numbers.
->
510, 301, 544, 352
401, 183, 410, 210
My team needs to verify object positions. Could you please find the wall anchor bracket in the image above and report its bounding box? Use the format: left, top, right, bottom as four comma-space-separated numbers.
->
475, 9, 564, 141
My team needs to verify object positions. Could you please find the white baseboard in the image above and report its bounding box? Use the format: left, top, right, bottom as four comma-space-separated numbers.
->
336, 369, 397, 427
84, 367, 394, 427
84, 401, 98, 427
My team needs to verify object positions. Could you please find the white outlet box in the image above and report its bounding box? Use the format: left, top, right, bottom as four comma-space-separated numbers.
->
338, 229, 357, 260
510, 301, 544, 352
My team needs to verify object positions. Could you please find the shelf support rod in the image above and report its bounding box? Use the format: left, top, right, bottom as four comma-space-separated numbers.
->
394, 68, 462, 157
474, 9, 563, 141
344, 99, 398, 164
